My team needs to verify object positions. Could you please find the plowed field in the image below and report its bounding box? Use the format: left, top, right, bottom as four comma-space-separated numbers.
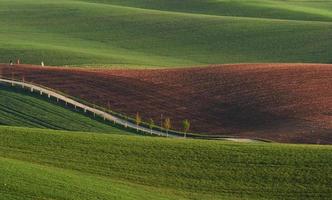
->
1, 63, 331, 144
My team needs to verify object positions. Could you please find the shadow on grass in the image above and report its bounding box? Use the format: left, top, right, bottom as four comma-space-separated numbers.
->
0, 84, 153, 136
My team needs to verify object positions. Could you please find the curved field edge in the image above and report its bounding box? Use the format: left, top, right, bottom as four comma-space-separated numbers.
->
0, 126, 331, 199
3, 63, 331, 144
0, 84, 132, 134
77, 0, 332, 22
0, 0, 331, 67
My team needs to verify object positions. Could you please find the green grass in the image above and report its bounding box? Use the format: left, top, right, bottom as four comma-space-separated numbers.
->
79, 0, 332, 21
0, 0, 331, 67
1, 158, 172, 200
0, 84, 131, 134
0, 126, 331, 199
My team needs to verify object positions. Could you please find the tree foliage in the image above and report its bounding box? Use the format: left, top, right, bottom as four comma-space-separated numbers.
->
183, 119, 190, 137
149, 118, 154, 134
164, 117, 171, 136
135, 112, 142, 132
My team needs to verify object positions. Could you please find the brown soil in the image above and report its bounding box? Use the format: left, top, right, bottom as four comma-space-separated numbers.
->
1, 63, 331, 144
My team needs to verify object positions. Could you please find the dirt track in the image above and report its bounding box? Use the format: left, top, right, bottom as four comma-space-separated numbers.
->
0, 77, 178, 137
1, 63, 331, 144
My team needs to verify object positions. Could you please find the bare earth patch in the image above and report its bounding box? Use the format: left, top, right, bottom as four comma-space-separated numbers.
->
1, 63, 331, 144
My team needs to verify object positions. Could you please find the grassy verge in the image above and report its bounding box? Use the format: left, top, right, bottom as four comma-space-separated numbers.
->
0, 84, 132, 134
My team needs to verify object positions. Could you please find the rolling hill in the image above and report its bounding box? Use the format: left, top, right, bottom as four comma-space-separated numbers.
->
0, 83, 130, 134
1, 126, 331, 199
0, 0, 331, 67
1, 1, 331, 199
2, 63, 331, 144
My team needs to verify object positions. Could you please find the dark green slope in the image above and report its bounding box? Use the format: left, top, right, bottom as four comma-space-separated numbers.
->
80, 0, 332, 22
0, 85, 130, 134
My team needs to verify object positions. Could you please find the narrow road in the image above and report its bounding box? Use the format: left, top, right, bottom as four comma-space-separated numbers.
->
0, 78, 178, 137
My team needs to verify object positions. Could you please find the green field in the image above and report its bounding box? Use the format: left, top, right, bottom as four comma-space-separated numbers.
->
0, 126, 331, 199
0, 0, 331, 67
1, 1, 331, 199
0, 84, 130, 134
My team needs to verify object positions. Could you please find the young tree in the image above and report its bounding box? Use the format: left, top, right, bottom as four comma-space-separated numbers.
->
183, 119, 190, 138
135, 112, 142, 132
22, 76, 25, 89
160, 114, 163, 130
164, 117, 171, 137
149, 118, 154, 135
124, 116, 128, 128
